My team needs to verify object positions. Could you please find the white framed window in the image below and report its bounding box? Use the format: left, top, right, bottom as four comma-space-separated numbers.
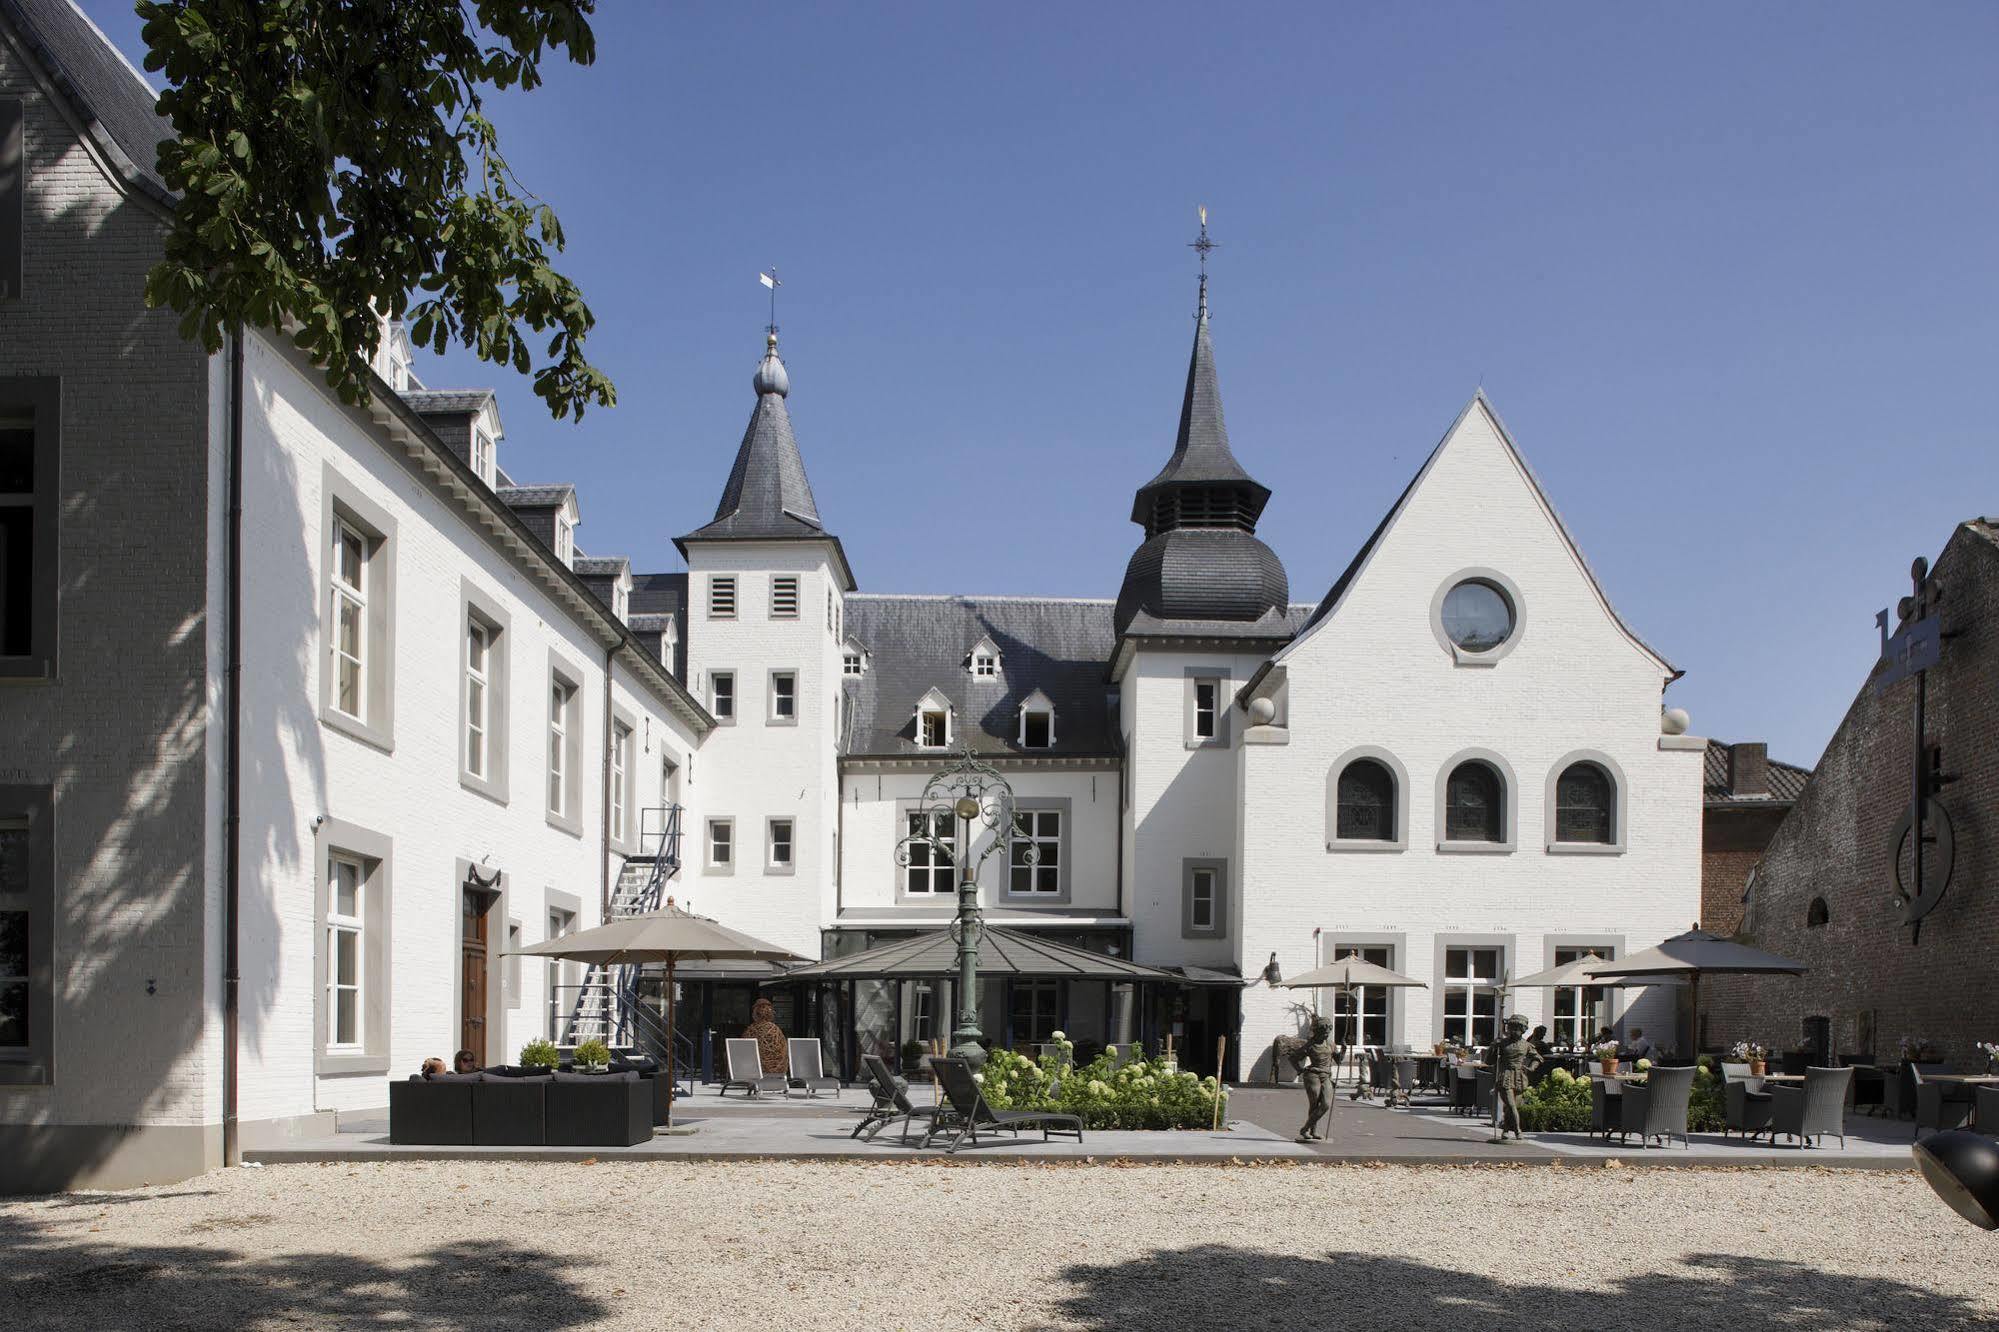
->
706, 818, 734, 873
767, 818, 794, 871
1552, 946, 1613, 1049
470, 428, 494, 486
1442, 946, 1502, 1046
544, 907, 576, 1042
902, 809, 957, 895
611, 582, 628, 621
553, 514, 575, 567
610, 721, 632, 845
1009, 809, 1062, 895
464, 618, 491, 779
326, 854, 365, 1051
1017, 690, 1055, 749
1190, 868, 1215, 929
1192, 678, 1219, 739
770, 670, 797, 723
972, 652, 997, 677
710, 671, 735, 721
1328, 944, 1392, 1048
547, 679, 573, 818
771, 575, 799, 619
329, 517, 368, 721
917, 695, 951, 748
708, 575, 737, 619
843, 650, 864, 677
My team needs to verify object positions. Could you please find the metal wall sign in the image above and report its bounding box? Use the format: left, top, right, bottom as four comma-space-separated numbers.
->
1876, 557, 1956, 943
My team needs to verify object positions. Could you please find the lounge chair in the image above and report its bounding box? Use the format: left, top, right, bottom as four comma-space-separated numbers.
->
721, 1037, 788, 1098
788, 1038, 841, 1098
852, 1053, 942, 1143
1769, 1066, 1852, 1148
927, 1057, 1084, 1154
1721, 1062, 1772, 1140
1618, 1064, 1696, 1149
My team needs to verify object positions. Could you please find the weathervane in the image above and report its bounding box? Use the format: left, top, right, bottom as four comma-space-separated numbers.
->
1189, 205, 1218, 314
759, 267, 782, 338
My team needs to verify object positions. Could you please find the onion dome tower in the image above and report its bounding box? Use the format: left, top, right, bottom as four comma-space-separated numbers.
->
1114, 218, 1288, 636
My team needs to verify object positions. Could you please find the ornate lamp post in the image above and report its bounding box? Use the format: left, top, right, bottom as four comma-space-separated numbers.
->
894, 745, 1030, 1068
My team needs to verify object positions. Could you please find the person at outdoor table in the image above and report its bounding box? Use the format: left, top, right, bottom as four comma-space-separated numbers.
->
452, 1049, 478, 1074
1488, 1015, 1542, 1144
1622, 1029, 1656, 1062
1528, 1025, 1551, 1055
1593, 1025, 1615, 1047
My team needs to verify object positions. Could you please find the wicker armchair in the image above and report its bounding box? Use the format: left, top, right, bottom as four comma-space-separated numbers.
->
1618, 1064, 1697, 1149
1769, 1066, 1852, 1148
1914, 1064, 1975, 1138
1590, 1077, 1624, 1140
1722, 1062, 1772, 1140
1977, 1085, 1999, 1134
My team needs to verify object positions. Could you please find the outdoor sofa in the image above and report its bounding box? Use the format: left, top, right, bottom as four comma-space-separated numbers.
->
389, 1069, 650, 1147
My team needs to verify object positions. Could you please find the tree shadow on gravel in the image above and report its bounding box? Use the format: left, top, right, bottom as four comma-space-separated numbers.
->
0, 1212, 606, 1330
1044, 1245, 1991, 1332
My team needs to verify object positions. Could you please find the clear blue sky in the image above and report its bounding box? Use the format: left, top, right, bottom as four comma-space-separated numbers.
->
87, 2, 1999, 768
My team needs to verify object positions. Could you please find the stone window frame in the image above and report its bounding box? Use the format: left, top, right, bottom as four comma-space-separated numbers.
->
704, 817, 735, 876
458, 579, 511, 804
1543, 749, 1628, 855
544, 650, 584, 837
894, 800, 959, 902
609, 707, 638, 853
314, 818, 394, 1077
1431, 932, 1516, 1046
1435, 747, 1518, 854
0, 378, 58, 680
767, 668, 800, 727
1004, 797, 1071, 903
0, 784, 53, 1085
1429, 566, 1526, 667
1183, 666, 1231, 750
766, 816, 797, 875
317, 464, 398, 751
1325, 745, 1410, 852
1181, 857, 1228, 939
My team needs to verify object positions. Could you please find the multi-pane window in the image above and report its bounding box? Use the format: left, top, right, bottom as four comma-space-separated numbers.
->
547, 681, 573, 817
768, 818, 794, 869
326, 855, 364, 1050
708, 575, 737, 618
1552, 946, 1611, 1049
1442, 946, 1502, 1047
1554, 762, 1614, 844
464, 619, 491, 779
972, 651, 997, 678
1335, 759, 1395, 841
1192, 678, 1219, 739
0, 817, 26, 1051
0, 413, 34, 659
328, 518, 368, 719
470, 429, 494, 485
1020, 710, 1052, 749
1189, 867, 1217, 930
903, 810, 957, 894
544, 908, 575, 1042
553, 515, 575, 567
710, 671, 735, 720
610, 722, 631, 844
843, 651, 864, 676
708, 819, 733, 868
1330, 945, 1392, 1048
1009, 810, 1061, 894
919, 709, 948, 748
1444, 762, 1504, 842
770, 671, 797, 721
1011, 978, 1060, 1045
771, 576, 799, 619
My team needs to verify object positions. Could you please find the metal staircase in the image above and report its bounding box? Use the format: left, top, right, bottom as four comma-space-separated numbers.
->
563, 805, 690, 1079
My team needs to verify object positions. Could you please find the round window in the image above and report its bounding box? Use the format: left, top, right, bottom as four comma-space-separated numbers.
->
1439, 579, 1515, 653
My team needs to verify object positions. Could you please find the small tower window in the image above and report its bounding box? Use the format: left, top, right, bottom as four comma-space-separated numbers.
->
1806, 897, 1830, 928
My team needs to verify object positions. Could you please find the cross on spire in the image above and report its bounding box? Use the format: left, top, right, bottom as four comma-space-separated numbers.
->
1188, 206, 1219, 315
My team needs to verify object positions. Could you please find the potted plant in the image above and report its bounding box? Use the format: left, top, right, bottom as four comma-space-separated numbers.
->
1730, 1041, 1768, 1077
574, 1037, 612, 1074
1977, 1041, 1999, 1075
520, 1037, 559, 1073
1592, 1041, 1621, 1076
900, 1039, 926, 1077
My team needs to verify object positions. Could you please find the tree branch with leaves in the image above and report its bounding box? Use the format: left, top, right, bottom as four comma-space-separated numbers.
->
138, 0, 614, 419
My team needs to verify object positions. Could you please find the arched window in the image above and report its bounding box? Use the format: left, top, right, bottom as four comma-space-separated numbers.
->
1553, 762, 1615, 844
1335, 759, 1396, 841
1806, 897, 1829, 928
1444, 762, 1504, 843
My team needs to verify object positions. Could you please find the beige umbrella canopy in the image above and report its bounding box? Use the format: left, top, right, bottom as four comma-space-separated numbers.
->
1590, 927, 1806, 1056
510, 901, 803, 1126
1283, 952, 1426, 1048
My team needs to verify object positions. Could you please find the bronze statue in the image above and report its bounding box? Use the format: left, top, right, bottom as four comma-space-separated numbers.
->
1487, 1013, 1542, 1144
1280, 1015, 1336, 1142
744, 996, 788, 1075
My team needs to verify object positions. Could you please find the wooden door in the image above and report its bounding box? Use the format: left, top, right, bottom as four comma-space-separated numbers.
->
461, 889, 490, 1064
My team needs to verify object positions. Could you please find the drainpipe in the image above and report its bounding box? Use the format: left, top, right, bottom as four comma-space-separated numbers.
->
601, 642, 615, 919
222, 325, 245, 1167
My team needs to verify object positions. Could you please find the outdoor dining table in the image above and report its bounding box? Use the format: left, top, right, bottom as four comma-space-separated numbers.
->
1924, 1074, 1999, 1086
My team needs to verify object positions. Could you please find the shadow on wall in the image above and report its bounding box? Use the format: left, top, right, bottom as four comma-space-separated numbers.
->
0, 1211, 606, 1329
1050, 1245, 1986, 1332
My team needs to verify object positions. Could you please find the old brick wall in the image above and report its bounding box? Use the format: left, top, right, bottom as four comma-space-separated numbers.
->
1700, 805, 1790, 936
1703, 525, 1999, 1061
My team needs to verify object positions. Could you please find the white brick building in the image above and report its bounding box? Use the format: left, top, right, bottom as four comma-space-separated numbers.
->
0, 0, 1704, 1188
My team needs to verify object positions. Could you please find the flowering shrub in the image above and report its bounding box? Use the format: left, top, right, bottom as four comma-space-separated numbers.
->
1977, 1041, 1999, 1071
977, 1039, 1225, 1130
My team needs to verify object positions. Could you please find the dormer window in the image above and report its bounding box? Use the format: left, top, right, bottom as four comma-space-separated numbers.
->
611, 580, 629, 622
914, 689, 953, 748
553, 514, 575, 568
1017, 689, 1055, 749
841, 639, 869, 677
470, 427, 495, 486
966, 636, 1001, 679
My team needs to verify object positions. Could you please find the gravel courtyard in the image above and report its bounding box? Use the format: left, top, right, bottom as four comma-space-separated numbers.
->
6, 1161, 1994, 1331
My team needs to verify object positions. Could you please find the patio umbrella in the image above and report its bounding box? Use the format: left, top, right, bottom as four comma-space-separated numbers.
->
776, 926, 1193, 981
1589, 926, 1806, 1058
1500, 953, 1682, 1052
1282, 952, 1426, 1049
510, 900, 804, 1127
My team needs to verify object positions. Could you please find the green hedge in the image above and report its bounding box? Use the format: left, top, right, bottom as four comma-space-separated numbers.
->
977, 1038, 1225, 1131
1516, 1063, 1725, 1133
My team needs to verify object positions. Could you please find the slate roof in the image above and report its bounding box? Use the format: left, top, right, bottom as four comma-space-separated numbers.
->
678, 340, 830, 544
572, 556, 628, 577
1130, 304, 1271, 524
495, 483, 574, 508
840, 595, 1120, 758
629, 571, 687, 617
399, 388, 494, 416
2, 0, 172, 200
1703, 741, 1812, 807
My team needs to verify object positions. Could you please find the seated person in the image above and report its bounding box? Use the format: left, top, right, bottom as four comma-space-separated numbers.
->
1622, 1028, 1656, 1062
1528, 1025, 1552, 1055
1592, 1025, 1616, 1049
453, 1049, 480, 1075
418, 1057, 447, 1079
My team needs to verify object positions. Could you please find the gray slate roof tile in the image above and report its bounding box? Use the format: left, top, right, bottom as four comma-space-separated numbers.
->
4, 0, 171, 198
1703, 740, 1812, 806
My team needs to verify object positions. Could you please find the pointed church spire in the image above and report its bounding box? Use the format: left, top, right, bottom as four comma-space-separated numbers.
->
678, 327, 827, 544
